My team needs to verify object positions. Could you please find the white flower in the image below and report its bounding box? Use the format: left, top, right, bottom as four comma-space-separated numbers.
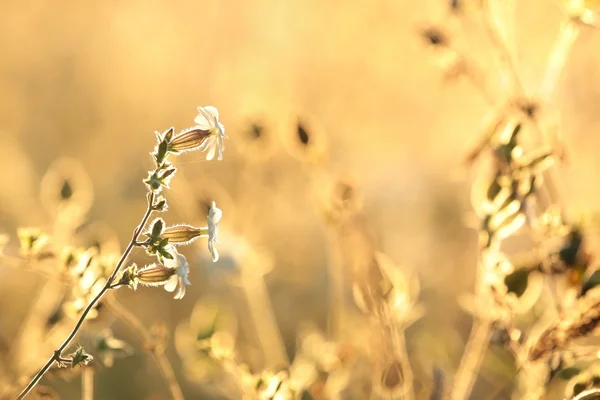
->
194, 106, 228, 161
163, 247, 191, 299
207, 201, 222, 262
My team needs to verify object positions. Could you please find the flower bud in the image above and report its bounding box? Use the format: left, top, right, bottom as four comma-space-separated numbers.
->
68, 347, 93, 369
136, 263, 176, 287
169, 127, 211, 153
162, 224, 208, 245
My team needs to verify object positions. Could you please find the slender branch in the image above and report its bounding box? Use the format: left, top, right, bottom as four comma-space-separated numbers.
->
16, 193, 156, 400
241, 274, 290, 368
105, 297, 184, 400
325, 225, 345, 340
450, 320, 492, 400
480, 0, 526, 97
82, 367, 94, 400
538, 20, 580, 103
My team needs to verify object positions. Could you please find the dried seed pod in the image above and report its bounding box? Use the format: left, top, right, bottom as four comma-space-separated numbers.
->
529, 293, 600, 362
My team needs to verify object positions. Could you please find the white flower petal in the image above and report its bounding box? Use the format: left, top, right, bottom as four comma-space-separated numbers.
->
174, 277, 186, 299
208, 202, 223, 224
164, 275, 178, 292
194, 110, 211, 130
203, 106, 219, 121
217, 138, 225, 161
206, 144, 216, 161
217, 122, 227, 138
208, 240, 219, 262
162, 249, 190, 299
198, 135, 214, 152
198, 107, 216, 126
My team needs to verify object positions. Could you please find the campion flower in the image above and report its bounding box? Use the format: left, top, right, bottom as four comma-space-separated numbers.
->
208, 201, 222, 262
163, 247, 191, 299
194, 106, 228, 161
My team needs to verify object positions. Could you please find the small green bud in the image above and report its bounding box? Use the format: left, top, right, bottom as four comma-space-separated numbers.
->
150, 218, 165, 240
116, 264, 139, 290
69, 347, 93, 369
152, 196, 168, 212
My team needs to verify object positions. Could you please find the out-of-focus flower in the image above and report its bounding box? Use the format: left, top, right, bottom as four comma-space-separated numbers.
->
94, 329, 134, 367
562, 0, 600, 25
194, 106, 228, 161
17, 227, 50, 257
164, 247, 191, 299
208, 201, 222, 262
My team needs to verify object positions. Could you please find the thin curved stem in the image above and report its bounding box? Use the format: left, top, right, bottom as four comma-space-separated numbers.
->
538, 20, 580, 103
16, 193, 155, 400
450, 320, 492, 400
82, 367, 94, 400
105, 297, 184, 400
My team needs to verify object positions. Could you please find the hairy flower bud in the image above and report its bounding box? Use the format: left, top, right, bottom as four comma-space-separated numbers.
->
136, 263, 176, 286
169, 127, 211, 153
162, 224, 208, 245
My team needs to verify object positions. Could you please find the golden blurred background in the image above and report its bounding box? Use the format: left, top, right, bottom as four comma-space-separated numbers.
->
1, 0, 600, 398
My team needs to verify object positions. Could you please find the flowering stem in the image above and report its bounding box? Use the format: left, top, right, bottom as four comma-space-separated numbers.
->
16, 193, 156, 400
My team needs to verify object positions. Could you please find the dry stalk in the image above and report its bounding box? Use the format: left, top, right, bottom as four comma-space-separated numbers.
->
528, 291, 600, 362
81, 367, 94, 400
104, 297, 184, 400
447, 1, 583, 398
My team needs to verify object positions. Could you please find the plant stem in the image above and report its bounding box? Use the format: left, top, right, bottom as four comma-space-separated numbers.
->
105, 297, 184, 400
241, 274, 289, 368
325, 226, 345, 340
450, 320, 492, 400
538, 20, 580, 103
16, 193, 155, 400
81, 367, 94, 400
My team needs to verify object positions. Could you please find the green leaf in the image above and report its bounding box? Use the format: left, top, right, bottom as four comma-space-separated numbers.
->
558, 366, 582, 380
155, 140, 168, 165
582, 269, 600, 296
164, 127, 174, 142
151, 219, 164, 239
160, 168, 176, 180
504, 268, 532, 297
158, 247, 174, 260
